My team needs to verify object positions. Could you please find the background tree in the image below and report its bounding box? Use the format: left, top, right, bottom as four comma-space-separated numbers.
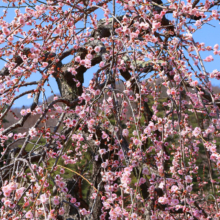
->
0, 0, 220, 219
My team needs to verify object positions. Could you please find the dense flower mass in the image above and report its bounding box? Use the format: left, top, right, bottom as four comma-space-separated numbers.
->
0, 0, 220, 219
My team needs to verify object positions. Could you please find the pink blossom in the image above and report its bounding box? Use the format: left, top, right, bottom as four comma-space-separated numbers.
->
185, 175, 193, 183
42, 62, 48, 68
158, 196, 169, 204
55, 106, 63, 113
190, 80, 198, 87
59, 207, 65, 215
204, 55, 214, 62
195, 19, 202, 27
9, 182, 17, 190
99, 149, 107, 155
4, 199, 11, 207
36, 107, 42, 114
122, 129, 129, 137
167, 88, 176, 96
152, 21, 161, 31
139, 177, 146, 185
186, 185, 193, 192
86, 54, 93, 60
118, 150, 124, 159
212, 10, 219, 18
102, 131, 108, 139
171, 185, 179, 193
8, 36, 14, 42
80, 59, 86, 66
75, 56, 81, 63
29, 127, 37, 137
53, 196, 60, 205
214, 44, 219, 50
84, 59, 91, 68
20, 109, 27, 116
69, 68, 77, 75
88, 119, 95, 127
192, 127, 201, 137
170, 199, 179, 206
70, 197, 76, 203
15, 187, 25, 200
80, 208, 90, 215
82, 93, 91, 102
59, 168, 65, 175
79, 111, 86, 118
99, 61, 105, 67
140, 22, 149, 30
25, 211, 33, 219
94, 89, 100, 96
2, 27, 10, 35
2, 186, 12, 197
133, 138, 141, 146
94, 46, 101, 53
75, 202, 80, 207
18, 16, 25, 25
40, 193, 48, 204
131, 213, 138, 219
142, 167, 149, 175
103, 202, 111, 209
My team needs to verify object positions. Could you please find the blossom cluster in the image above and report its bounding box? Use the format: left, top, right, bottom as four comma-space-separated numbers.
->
0, 0, 220, 219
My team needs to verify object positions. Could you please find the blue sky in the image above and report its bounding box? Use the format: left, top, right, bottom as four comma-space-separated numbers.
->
1, 1, 220, 107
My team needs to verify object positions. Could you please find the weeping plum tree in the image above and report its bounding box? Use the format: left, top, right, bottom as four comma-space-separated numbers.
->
1, 0, 220, 219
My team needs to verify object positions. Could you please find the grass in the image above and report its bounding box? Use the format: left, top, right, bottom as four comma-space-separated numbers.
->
18, 137, 94, 205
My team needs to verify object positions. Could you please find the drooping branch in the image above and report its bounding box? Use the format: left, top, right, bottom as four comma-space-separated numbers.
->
2, 90, 40, 135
